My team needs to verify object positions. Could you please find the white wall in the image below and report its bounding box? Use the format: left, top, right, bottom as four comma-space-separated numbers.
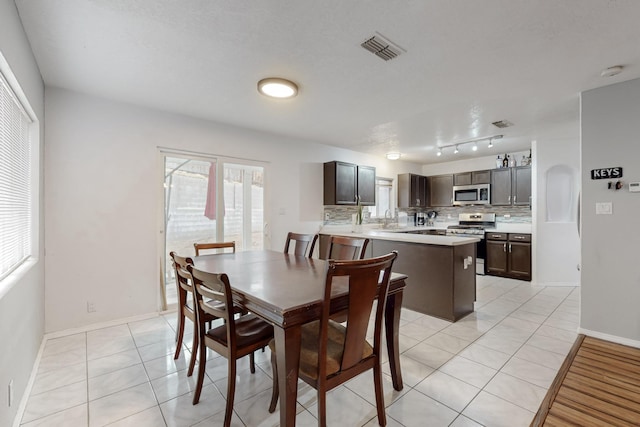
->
0, 1, 45, 425
44, 88, 422, 332
533, 127, 581, 286
580, 78, 640, 345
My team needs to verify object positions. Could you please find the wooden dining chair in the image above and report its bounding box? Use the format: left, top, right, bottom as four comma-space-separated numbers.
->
284, 232, 319, 257
326, 235, 369, 260
169, 251, 241, 377
187, 264, 274, 427
194, 241, 236, 256
267, 251, 398, 426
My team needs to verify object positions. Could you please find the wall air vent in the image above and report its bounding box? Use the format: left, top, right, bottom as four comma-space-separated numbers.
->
492, 120, 513, 129
361, 33, 405, 61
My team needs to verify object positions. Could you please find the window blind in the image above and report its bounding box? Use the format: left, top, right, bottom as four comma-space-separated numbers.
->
0, 71, 33, 280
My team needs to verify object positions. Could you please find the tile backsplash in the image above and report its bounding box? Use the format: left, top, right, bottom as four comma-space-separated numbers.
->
323, 204, 531, 225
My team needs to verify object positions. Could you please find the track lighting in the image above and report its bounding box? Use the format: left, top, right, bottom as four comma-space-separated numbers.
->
435, 134, 502, 157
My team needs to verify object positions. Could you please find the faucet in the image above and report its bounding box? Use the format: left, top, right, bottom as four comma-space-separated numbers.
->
383, 209, 392, 228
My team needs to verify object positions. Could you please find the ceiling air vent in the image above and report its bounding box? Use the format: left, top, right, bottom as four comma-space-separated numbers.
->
361, 33, 405, 61
492, 120, 513, 129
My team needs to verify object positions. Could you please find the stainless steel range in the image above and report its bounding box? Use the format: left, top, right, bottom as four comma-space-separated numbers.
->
446, 213, 496, 275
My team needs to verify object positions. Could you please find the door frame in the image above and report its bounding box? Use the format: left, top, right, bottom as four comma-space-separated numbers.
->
157, 147, 270, 311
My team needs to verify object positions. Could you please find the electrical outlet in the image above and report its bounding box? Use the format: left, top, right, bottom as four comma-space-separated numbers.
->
8, 379, 13, 407
324, 213, 330, 221
87, 301, 96, 313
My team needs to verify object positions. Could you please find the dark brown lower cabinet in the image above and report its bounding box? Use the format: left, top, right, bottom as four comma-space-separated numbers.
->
486, 232, 531, 281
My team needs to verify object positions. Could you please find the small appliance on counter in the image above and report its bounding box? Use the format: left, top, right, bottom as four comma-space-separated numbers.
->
416, 212, 425, 226
426, 210, 438, 226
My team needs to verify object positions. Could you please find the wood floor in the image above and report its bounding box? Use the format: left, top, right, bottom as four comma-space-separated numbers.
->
531, 334, 640, 426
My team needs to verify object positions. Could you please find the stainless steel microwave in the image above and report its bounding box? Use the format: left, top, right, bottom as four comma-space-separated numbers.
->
453, 184, 490, 206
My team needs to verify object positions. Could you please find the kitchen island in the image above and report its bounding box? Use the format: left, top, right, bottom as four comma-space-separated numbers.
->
319, 228, 479, 321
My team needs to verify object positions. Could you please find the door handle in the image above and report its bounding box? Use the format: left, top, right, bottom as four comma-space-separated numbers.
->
509, 243, 512, 253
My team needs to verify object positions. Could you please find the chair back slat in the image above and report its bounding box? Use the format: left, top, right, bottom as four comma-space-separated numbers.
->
170, 251, 194, 292
327, 235, 369, 260
188, 266, 234, 324
284, 232, 318, 258
194, 241, 236, 256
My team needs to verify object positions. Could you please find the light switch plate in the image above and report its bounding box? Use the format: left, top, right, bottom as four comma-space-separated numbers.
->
596, 202, 613, 215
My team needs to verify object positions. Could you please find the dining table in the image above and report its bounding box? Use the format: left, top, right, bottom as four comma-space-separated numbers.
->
193, 249, 407, 427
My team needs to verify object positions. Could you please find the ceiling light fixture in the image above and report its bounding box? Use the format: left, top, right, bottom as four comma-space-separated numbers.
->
600, 65, 624, 78
257, 78, 299, 98
435, 134, 503, 157
386, 152, 401, 160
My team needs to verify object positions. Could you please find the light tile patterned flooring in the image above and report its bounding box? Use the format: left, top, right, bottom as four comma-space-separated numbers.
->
20, 275, 579, 426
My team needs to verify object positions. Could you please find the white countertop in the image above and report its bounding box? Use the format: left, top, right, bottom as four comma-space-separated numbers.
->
320, 221, 532, 245
320, 226, 480, 246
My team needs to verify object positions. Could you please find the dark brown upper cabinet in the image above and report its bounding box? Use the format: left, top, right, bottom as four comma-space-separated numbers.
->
453, 170, 491, 186
490, 166, 531, 206
323, 161, 376, 206
398, 173, 428, 208
428, 174, 453, 207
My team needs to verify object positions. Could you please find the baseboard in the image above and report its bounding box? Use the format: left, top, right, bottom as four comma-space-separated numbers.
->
44, 311, 161, 340
578, 327, 640, 349
536, 281, 580, 287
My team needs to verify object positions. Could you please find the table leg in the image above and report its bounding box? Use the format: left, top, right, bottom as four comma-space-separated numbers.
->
385, 290, 404, 391
275, 325, 302, 426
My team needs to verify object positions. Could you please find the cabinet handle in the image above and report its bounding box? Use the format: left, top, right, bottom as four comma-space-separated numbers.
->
514, 195, 517, 203
491, 234, 502, 238
508, 195, 511, 203
503, 243, 506, 252
509, 243, 512, 253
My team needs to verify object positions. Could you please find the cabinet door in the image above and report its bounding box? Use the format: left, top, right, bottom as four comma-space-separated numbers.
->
429, 174, 453, 207
490, 168, 512, 205
411, 174, 428, 207
324, 161, 357, 205
512, 166, 531, 206
508, 241, 531, 280
472, 170, 491, 184
486, 239, 508, 274
453, 172, 471, 186
357, 165, 376, 205
397, 173, 411, 208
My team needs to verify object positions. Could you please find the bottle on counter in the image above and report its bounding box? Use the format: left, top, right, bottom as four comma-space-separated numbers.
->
496, 155, 502, 168
509, 156, 516, 167
502, 154, 509, 168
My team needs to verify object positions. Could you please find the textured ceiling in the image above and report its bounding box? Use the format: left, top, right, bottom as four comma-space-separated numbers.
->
14, 0, 640, 163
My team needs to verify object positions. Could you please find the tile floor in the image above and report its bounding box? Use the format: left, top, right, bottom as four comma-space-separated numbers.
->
19, 275, 579, 427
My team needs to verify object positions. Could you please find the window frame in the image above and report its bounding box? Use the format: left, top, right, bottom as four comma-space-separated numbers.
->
0, 52, 41, 299
366, 177, 395, 218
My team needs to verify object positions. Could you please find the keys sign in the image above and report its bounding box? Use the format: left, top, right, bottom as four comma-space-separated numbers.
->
591, 167, 623, 180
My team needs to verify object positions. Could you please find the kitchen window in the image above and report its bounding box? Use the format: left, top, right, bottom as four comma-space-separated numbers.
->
367, 177, 394, 218
0, 62, 39, 286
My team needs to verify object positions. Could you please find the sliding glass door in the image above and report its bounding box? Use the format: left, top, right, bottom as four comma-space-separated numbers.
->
222, 163, 265, 251
161, 152, 265, 309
